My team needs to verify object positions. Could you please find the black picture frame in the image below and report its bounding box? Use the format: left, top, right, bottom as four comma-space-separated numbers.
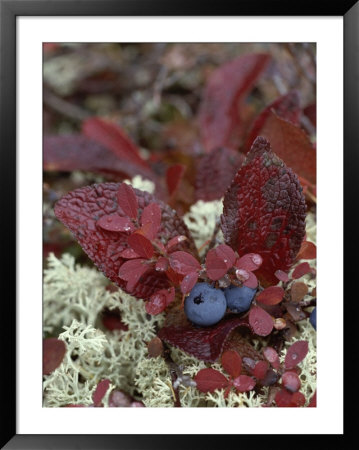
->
1, 1, 357, 448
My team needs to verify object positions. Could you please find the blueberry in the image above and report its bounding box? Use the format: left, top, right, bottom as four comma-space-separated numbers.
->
184, 283, 227, 327
309, 307, 316, 330
224, 285, 256, 313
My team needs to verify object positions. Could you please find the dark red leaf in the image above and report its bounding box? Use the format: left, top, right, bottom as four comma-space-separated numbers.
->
308, 390, 317, 407
303, 102, 316, 127
221, 350, 242, 378
127, 233, 154, 259
117, 183, 138, 219
169, 251, 201, 275
282, 371, 301, 392
180, 272, 199, 294
236, 253, 263, 272
256, 111, 316, 185
118, 259, 150, 291
285, 340, 309, 369
275, 388, 293, 407
166, 164, 186, 196
291, 391, 306, 407
274, 270, 290, 282
257, 286, 285, 306
292, 262, 312, 279
296, 241, 316, 260
232, 375, 256, 392
102, 310, 128, 332
249, 306, 274, 336
82, 117, 148, 168
195, 148, 245, 201
221, 136, 306, 286
262, 347, 280, 370
205, 249, 228, 281
54, 183, 197, 300
194, 368, 229, 392
145, 288, 175, 315
43, 134, 151, 179
198, 53, 271, 152
158, 314, 251, 362
93, 379, 111, 406
253, 361, 269, 380
166, 235, 188, 253
245, 91, 301, 151
97, 214, 134, 233
43, 338, 66, 375
140, 203, 162, 240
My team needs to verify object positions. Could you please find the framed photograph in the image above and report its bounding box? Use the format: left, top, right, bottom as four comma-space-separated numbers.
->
1, 1, 356, 448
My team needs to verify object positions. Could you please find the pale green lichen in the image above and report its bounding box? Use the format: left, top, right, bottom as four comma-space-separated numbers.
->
183, 199, 224, 252
124, 175, 155, 194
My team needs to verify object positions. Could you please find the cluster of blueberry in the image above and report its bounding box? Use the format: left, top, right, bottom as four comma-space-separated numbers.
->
184, 282, 256, 327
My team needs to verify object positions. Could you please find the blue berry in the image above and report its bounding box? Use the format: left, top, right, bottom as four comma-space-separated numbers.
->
309, 307, 316, 330
224, 285, 256, 313
184, 283, 226, 327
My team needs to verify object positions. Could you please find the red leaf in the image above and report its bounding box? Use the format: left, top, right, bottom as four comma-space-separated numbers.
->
253, 361, 269, 380
232, 375, 256, 392
245, 91, 301, 151
274, 270, 290, 282
147, 337, 164, 358
145, 287, 175, 315
43, 338, 66, 375
97, 214, 134, 233
198, 53, 271, 152
292, 262, 312, 279
166, 235, 188, 253
117, 183, 138, 219
119, 248, 141, 259
291, 281, 308, 303
291, 391, 306, 407
82, 117, 148, 168
127, 233, 154, 259
140, 203, 162, 240
54, 183, 197, 300
169, 251, 201, 275
296, 241, 316, 260
44, 134, 151, 179
221, 350, 242, 378
93, 379, 111, 406
243, 272, 258, 289
256, 111, 316, 185
249, 306, 274, 336
285, 341, 308, 369
101, 310, 128, 332
215, 244, 237, 269
195, 148, 245, 201
303, 102, 316, 127
282, 371, 301, 392
257, 286, 285, 306
194, 368, 229, 392
118, 259, 149, 291
155, 257, 169, 272
236, 253, 263, 271
205, 249, 228, 281
180, 272, 199, 295
262, 347, 280, 370
308, 390, 317, 407
275, 388, 293, 407
166, 164, 186, 196
158, 315, 251, 362
221, 136, 306, 286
